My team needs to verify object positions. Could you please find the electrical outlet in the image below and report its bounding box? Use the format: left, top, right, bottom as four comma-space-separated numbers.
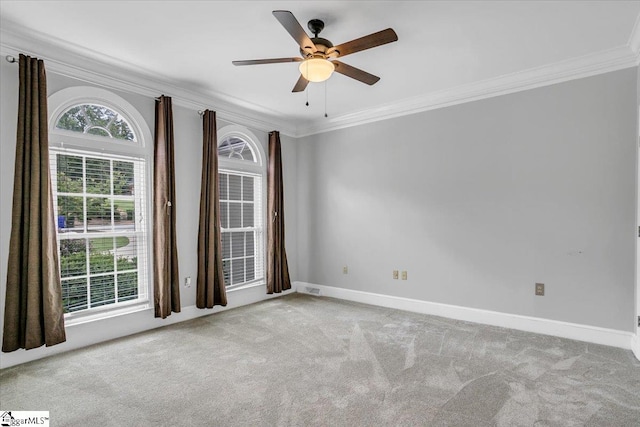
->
393, 270, 399, 280
535, 283, 544, 296
185, 276, 191, 287
401, 271, 407, 280
343, 266, 348, 274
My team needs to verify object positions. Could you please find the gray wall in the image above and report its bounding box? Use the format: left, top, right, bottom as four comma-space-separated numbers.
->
297, 68, 637, 332
0, 60, 298, 367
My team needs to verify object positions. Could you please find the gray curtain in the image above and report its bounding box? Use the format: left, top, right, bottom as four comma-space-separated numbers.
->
2, 54, 66, 352
196, 110, 227, 308
153, 95, 181, 318
266, 131, 291, 294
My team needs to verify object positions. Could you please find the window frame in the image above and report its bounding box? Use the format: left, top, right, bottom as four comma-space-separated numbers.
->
217, 125, 267, 290
48, 86, 153, 325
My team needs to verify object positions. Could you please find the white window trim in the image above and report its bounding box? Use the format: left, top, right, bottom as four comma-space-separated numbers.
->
48, 87, 153, 325
217, 125, 267, 289
218, 125, 265, 172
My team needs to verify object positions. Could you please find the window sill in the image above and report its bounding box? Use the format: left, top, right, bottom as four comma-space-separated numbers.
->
63, 282, 267, 327
227, 281, 265, 293
64, 300, 151, 327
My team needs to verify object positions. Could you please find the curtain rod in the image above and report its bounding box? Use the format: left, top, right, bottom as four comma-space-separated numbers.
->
156, 97, 206, 116
7, 55, 214, 119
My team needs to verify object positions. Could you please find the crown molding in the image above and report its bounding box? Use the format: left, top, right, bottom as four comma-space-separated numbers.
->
1, 17, 637, 139
0, 21, 298, 137
298, 45, 638, 137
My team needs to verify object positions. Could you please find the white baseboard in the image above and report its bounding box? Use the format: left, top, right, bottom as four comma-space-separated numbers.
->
294, 282, 636, 353
632, 334, 640, 361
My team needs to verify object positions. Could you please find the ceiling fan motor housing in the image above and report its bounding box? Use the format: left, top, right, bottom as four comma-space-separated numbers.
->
301, 37, 336, 57
300, 19, 339, 58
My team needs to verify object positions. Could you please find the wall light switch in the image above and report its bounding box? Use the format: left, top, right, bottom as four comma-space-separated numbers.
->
343, 266, 348, 274
535, 283, 544, 296
393, 270, 399, 280
401, 271, 407, 280
185, 276, 191, 287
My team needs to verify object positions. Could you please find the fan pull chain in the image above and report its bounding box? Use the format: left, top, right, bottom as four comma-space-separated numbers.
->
305, 60, 310, 106
324, 81, 328, 118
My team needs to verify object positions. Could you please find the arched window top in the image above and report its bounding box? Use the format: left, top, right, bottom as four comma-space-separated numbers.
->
218, 135, 255, 162
56, 104, 137, 142
217, 125, 265, 172
48, 86, 151, 154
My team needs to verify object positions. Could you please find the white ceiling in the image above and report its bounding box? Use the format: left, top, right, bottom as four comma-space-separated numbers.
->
1, 1, 639, 135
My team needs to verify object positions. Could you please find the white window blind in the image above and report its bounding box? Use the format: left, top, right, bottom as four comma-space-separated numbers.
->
50, 149, 148, 313
219, 170, 264, 288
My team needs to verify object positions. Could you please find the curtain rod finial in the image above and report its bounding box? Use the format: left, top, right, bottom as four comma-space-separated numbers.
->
5, 55, 17, 63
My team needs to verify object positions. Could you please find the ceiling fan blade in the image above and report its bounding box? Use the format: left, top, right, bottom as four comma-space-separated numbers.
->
332, 61, 380, 85
233, 57, 303, 66
329, 28, 398, 58
292, 75, 309, 92
272, 10, 317, 54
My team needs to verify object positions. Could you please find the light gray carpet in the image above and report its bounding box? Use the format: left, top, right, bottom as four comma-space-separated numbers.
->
1, 293, 639, 426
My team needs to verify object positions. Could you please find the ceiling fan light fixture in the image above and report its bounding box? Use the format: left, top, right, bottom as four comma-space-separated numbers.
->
299, 58, 335, 82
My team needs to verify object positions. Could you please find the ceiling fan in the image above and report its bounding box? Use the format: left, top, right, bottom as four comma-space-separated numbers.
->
232, 10, 398, 92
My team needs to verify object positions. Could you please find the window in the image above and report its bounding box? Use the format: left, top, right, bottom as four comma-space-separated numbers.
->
48, 87, 152, 322
217, 126, 266, 289
56, 104, 137, 141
